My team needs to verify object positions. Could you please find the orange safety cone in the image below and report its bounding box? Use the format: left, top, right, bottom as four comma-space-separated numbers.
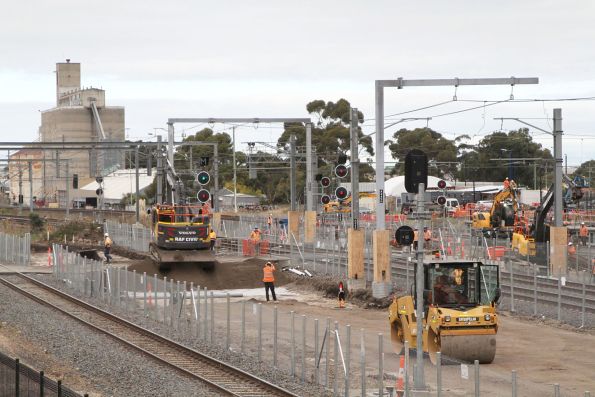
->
395, 354, 405, 396
47, 247, 52, 267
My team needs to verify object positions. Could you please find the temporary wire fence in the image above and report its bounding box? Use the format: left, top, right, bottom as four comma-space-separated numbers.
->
0, 350, 84, 397
51, 240, 593, 397
0, 232, 31, 265
103, 220, 151, 253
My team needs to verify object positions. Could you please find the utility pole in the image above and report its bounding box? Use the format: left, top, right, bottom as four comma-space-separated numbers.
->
553, 109, 563, 227
290, 133, 297, 211
213, 144, 219, 212
232, 126, 237, 213
156, 135, 163, 204
306, 122, 313, 211
135, 146, 140, 223
350, 108, 360, 229
65, 161, 69, 217
28, 161, 33, 213
18, 166, 22, 212
414, 182, 426, 390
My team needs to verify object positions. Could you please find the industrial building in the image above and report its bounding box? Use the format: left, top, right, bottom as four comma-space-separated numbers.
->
8, 60, 125, 207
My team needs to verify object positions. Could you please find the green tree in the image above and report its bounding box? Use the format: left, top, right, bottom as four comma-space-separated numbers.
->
573, 159, 595, 188
458, 128, 553, 188
277, 99, 376, 203
387, 127, 458, 178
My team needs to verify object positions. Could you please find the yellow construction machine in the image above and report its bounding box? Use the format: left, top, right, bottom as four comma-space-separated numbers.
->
389, 260, 501, 364
472, 189, 518, 238
322, 192, 376, 213
149, 204, 214, 271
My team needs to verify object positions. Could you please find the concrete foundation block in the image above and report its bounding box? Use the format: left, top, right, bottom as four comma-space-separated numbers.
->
347, 278, 366, 292
372, 281, 392, 298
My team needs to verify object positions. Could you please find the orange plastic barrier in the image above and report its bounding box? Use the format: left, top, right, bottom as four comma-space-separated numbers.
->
487, 246, 506, 259
259, 240, 270, 255
242, 239, 255, 256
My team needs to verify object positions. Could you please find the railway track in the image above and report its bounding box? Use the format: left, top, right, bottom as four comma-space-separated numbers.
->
0, 273, 299, 397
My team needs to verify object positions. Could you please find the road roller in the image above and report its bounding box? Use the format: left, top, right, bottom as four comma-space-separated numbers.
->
389, 260, 501, 364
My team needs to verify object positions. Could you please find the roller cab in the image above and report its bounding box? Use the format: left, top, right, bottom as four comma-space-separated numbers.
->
389, 260, 501, 364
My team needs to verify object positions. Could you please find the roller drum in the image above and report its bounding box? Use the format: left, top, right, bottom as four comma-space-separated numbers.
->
435, 334, 497, 364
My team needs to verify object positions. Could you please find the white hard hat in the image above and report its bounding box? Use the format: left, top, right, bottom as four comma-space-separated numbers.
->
568, 242, 573, 246
104, 233, 109, 237
581, 222, 585, 225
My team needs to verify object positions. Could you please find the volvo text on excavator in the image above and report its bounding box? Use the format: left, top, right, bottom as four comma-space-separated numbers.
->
389, 260, 501, 364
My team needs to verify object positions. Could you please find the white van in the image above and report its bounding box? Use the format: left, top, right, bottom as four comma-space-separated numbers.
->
445, 198, 459, 214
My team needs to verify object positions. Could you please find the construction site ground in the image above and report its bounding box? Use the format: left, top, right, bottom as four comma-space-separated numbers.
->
6, 251, 595, 396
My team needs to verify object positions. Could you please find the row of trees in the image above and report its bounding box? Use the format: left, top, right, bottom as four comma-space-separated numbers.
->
131, 98, 591, 205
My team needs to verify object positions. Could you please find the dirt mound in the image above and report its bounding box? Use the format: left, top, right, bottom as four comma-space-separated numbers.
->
287, 275, 398, 309
127, 257, 292, 290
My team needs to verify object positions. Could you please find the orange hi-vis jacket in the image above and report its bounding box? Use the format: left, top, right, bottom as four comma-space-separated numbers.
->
413, 230, 419, 242
580, 225, 589, 237
263, 265, 275, 282
424, 229, 432, 241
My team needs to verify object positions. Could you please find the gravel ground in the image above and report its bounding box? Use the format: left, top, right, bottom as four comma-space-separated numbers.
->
28, 274, 329, 397
0, 277, 222, 397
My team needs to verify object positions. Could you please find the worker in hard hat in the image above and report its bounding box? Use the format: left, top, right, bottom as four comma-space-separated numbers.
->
104, 233, 113, 264
579, 222, 589, 246
510, 179, 517, 190
568, 241, 576, 256
267, 213, 273, 230
503, 177, 510, 190
413, 228, 419, 251
208, 228, 217, 251
262, 261, 277, 301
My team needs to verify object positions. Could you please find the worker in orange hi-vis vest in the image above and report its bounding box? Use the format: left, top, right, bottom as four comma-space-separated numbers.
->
413, 228, 419, 251
262, 262, 277, 301
503, 177, 510, 190
579, 222, 589, 246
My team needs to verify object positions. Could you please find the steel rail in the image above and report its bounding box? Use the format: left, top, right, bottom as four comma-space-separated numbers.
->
0, 273, 298, 397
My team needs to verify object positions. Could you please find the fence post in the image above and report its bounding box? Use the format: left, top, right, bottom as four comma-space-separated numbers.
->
274, 306, 278, 367
226, 293, 230, 350
314, 318, 319, 384
557, 276, 562, 322
554, 383, 560, 397
533, 264, 538, 316
325, 318, 330, 387
241, 300, 246, 353
210, 291, 215, 344
39, 370, 44, 397
334, 321, 339, 396
154, 274, 158, 321
203, 287, 208, 341
143, 272, 148, 317
57, 379, 62, 397
345, 324, 351, 397
581, 275, 586, 328
509, 258, 515, 312
162, 276, 167, 324
257, 302, 263, 361
437, 352, 442, 397
378, 333, 383, 397
15, 358, 19, 397
302, 314, 307, 383
512, 370, 517, 397
404, 340, 410, 397
474, 359, 480, 397
361, 328, 366, 397
291, 311, 296, 377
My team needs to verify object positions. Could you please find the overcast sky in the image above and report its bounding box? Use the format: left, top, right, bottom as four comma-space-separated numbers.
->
1, 0, 594, 169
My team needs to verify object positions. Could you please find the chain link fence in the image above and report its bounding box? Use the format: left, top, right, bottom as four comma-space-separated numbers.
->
0, 232, 31, 265
103, 220, 151, 253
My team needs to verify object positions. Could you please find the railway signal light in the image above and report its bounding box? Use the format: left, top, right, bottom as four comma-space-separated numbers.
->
395, 225, 414, 246
437, 179, 447, 189
197, 189, 211, 203
321, 195, 331, 204
321, 177, 331, 187
335, 186, 349, 201
196, 171, 210, 185
404, 149, 428, 193
335, 165, 348, 178
437, 196, 447, 205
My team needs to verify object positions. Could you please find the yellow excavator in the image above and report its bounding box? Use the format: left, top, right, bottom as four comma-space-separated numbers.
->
149, 203, 214, 271
389, 260, 501, 364
472, 188, 518, 238
322, 192, 376, 213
